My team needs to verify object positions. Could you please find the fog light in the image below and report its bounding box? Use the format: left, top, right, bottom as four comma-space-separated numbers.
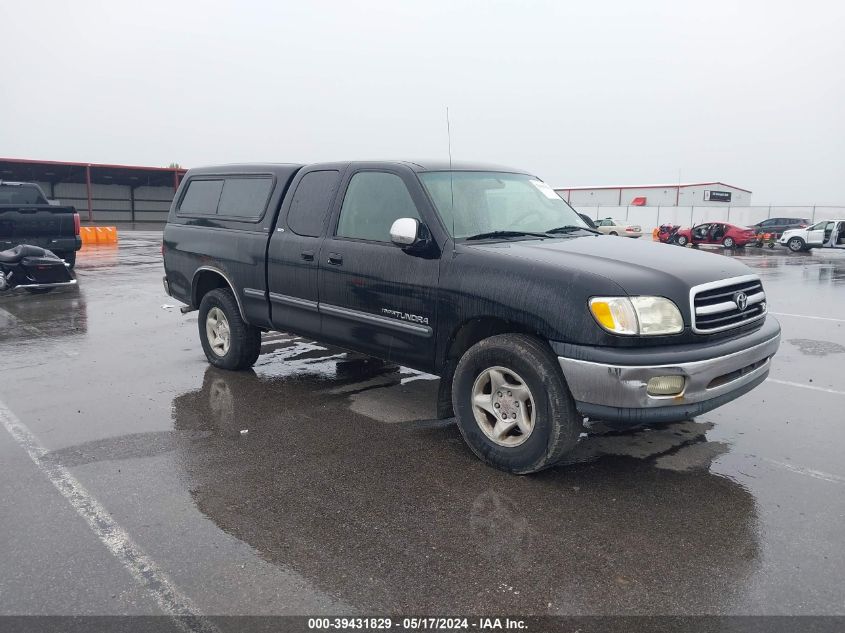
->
647, 375, 685, 396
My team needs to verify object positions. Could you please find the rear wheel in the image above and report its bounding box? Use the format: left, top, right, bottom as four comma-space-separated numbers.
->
198, 288, 261, 370
722, 236, 735, 248
452, 334, 581, 474
787, 237, 805, 252
609, 231, 618, 236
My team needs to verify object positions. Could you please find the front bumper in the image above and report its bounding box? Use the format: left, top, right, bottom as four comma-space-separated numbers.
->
556, 318, 781, 426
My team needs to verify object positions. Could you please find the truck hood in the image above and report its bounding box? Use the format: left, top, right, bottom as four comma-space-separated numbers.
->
464, 235, 754, 297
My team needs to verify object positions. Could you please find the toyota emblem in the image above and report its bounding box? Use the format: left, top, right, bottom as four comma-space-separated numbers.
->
733, 291, 748, 311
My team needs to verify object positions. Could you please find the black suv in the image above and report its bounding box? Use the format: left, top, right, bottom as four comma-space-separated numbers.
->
751, 217, 810, 237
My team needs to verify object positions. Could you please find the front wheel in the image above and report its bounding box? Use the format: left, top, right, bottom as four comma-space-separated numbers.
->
786, 237, 806, 253
676, 235, 688, 246
452, 334, 581, 474
198, 288, 261, 370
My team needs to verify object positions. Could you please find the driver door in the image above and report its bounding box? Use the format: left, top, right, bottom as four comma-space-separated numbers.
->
807, 221, 829, 245
692, 224, 710, 244
317, 167, 442, 369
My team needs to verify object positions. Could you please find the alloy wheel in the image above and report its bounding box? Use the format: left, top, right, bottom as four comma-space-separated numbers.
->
471, 366, 536, 447
205, 307, 231, 357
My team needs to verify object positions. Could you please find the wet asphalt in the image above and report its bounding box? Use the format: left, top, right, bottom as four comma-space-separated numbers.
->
0, 231, 844, 619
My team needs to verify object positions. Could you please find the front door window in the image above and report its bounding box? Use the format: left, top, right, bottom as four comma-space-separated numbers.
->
336, 172, 421, 242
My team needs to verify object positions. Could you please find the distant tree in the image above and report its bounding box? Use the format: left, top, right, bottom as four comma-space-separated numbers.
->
167, 162, 182, 169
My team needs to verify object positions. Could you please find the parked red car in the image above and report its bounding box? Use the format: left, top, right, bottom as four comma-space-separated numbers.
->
675, 222, 757, 248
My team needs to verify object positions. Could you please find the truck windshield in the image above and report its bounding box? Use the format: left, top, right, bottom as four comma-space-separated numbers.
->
0, 184, 48, 205
419, 171, 588, 239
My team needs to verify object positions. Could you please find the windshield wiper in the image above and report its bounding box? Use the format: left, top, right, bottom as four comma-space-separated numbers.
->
464, 230, 549, 241
545, 225, 601, 235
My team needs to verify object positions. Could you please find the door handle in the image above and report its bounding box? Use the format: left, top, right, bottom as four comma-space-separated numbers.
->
301, 250, 315, 261
327, 253, 343, 265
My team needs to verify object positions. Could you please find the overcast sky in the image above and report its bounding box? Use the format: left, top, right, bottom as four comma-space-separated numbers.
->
2, 0, 842, 204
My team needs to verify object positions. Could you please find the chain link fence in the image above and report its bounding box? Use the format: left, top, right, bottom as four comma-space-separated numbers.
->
573, 205, 845, 234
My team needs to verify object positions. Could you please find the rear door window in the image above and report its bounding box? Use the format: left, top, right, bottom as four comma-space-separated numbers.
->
286, 170, 341, 237
179, 179, 224, 215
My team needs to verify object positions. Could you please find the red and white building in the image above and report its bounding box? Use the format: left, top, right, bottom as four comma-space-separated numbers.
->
555, 182, 752, 207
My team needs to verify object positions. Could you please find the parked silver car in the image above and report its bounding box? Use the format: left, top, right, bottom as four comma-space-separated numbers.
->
595, 218, 643, 238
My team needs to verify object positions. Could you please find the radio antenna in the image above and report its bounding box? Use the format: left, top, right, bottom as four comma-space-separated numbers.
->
446, 106, 453, 169
446, 106, 455, 235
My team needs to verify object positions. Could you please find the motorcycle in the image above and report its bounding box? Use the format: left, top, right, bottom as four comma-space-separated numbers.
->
0, 245, 77, 294
657, 223, 682, 245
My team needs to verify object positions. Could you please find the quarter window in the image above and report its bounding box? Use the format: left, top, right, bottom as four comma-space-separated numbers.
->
287, 170, 340, 237
336, 172, 420, 242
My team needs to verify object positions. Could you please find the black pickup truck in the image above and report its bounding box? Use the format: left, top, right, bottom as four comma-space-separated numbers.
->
0, 181, 82, 268
163, 161, 781, 473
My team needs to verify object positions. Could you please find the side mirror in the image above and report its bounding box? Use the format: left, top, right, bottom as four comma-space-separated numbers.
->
390, 217, 426, 247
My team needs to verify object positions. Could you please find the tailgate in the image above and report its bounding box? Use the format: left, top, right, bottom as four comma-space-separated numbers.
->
0, 205, 77, 245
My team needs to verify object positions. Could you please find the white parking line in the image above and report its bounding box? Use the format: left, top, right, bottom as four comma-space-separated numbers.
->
0, 305, 45, 337
0, 399, 216, 632
0, 306, 77, 358
763, 458, 845, 485
770, 312, 845, 323
766, 378, 845, 396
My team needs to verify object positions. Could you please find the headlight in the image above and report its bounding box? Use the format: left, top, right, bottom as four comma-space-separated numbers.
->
589, 296, 684, 335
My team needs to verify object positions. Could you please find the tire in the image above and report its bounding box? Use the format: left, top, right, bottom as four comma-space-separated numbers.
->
677, 235, 688, 246
198, 288, 261, 370
722, 236, 735, 248
785, 237, 805, 252
609, 231, 618, 236
56, 251, 76, 269
451, 334, 581, 474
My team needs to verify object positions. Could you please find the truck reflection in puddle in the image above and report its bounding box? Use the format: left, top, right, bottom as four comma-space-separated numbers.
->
169, 336, 760, 614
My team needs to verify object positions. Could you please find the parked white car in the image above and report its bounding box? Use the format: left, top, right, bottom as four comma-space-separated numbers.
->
595, 218, 643, 238
779, 219, 845, 252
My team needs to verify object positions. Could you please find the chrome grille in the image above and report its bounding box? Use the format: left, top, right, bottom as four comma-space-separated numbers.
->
690, 275, 767, 334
